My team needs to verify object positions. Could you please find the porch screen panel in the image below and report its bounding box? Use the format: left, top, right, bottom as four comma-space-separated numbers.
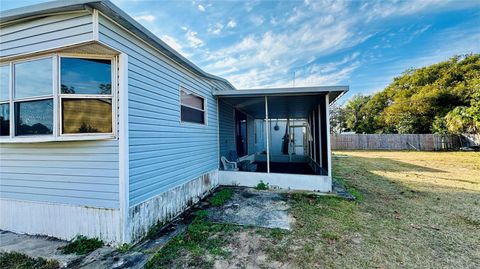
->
313, 108, 322, 163
320, 100, 328, 169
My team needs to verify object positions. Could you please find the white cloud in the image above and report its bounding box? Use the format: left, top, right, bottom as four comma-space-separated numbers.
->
160, 35, 190, 56
198, 4, 205, 12
227, 19, 237, 28
195, 0, 477, 90
208, 23, 224, 35
250, 15, 265, 26
244, 0, 260, 12
185, 30, 204, 48
133, 14, 155, 22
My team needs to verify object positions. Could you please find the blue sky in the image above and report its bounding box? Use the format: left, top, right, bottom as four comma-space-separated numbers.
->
2, 0, 479, 101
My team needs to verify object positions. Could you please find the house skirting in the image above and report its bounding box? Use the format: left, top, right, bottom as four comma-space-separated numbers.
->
218, 170, 332, 192
0, 198, 121, 243
126, 169, 219, 242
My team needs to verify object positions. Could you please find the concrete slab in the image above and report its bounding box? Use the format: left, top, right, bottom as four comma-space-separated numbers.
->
206, 187, 295, 230
0, 230, 81, 267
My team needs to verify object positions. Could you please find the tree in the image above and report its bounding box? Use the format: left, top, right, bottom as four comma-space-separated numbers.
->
334, 54, 480, 134
329, 104, 347, 133
343, 95, 371, 133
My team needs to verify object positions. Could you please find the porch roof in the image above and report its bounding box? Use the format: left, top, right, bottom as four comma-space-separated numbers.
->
215, 86, 348, 118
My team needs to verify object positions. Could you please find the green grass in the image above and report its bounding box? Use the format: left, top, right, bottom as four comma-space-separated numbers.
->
210, 188, 233, 206
117, 243, 132, 253
0, 252, 59, 269
61, 235, 103, 255
254, 180, 269, 190
145, 211, 239, 269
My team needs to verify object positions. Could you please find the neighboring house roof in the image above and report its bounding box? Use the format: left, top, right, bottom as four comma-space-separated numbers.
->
0, 0, 235, 90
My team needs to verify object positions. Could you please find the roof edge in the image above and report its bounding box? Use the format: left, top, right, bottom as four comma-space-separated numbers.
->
0, 0, 235, 90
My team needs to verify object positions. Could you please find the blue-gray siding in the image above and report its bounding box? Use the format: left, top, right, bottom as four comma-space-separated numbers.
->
98, 14, 229, 206
0, 141, 119, 208
0, 12, 119, 209
219, 99, 235, 159
0, 11, 93, 58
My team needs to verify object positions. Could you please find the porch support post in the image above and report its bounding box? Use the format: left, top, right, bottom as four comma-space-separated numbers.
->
264, 95, 270, 173
326, 94, 332, 180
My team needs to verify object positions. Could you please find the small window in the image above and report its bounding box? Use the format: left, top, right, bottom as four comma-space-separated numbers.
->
0, 65, 9, 101
15, 99, 53, 135
60, 57, 113, 135
61, 58, 111, 94
180, 89, 205, 124
14, 58, 53, 98
13, 57, 54, 136
0, 65, 9, 136
0, 103, 9, 136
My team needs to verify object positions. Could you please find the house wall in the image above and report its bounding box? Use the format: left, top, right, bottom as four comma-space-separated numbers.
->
0, 11, 94, 58
0, 142, 119, 208
98, 14, 223, 205
247, 115, 255, 154
0, 11, 119, 209
0, 11, 122, 242
219, 99, 235, 160
97, 14, 231, 241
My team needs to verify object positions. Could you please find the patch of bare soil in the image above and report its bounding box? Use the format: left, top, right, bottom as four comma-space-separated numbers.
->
212, 231, 287, 269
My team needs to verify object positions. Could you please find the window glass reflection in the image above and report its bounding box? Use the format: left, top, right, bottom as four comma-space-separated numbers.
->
181, 90, 204, 110
0, 65, 9, 101
0, 103, 9, 136
15, 58, 53, 99
61, 58, 112, 94
15, 99, 53, 135
62, 99, 112, 133
181, 106, 205, 124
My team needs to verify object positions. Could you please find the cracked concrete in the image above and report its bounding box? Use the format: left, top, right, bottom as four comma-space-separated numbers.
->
206, 187, 295, 230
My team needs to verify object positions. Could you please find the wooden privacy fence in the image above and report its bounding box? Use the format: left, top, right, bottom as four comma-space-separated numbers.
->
331, 134, 480, 151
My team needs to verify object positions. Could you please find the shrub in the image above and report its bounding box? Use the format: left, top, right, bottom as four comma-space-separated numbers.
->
61, 235, 103, 255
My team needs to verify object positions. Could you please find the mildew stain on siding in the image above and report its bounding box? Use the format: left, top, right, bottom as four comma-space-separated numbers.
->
127, 170, 219, 242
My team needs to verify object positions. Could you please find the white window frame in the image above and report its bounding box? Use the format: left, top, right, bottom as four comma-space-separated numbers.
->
179, 87, 207, 126
0, 53, 117, 143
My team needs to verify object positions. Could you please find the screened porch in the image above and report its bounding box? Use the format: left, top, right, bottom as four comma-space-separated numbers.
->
215, 86, 347, 192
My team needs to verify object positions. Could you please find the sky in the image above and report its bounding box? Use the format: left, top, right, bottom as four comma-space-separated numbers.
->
1, 0, 479, 102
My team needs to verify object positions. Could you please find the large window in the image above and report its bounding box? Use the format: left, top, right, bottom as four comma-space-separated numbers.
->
180, 89, 206, 124
0, 54, 115, 141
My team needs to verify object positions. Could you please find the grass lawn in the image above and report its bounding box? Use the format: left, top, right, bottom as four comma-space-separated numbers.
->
3, 151, 478, 268
148, 151, 480, 268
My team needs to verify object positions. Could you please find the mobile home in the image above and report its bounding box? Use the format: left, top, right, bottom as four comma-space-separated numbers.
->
0, 0, 347, 244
